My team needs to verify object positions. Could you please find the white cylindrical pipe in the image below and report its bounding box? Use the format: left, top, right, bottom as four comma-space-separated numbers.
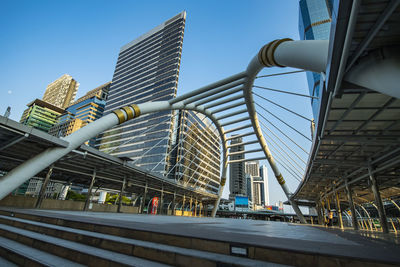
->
0, 113, 119, 200
274, 40, 329, 73
0, 101, 172, 201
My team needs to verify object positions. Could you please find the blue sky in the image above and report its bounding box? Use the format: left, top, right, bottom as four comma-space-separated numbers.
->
1, 0, 312, 210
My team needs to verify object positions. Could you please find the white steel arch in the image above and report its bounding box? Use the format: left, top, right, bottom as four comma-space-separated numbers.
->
0, 39, 333, 222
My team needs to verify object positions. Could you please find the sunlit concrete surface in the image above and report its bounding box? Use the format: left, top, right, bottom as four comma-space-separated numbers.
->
2, 207, 400, 265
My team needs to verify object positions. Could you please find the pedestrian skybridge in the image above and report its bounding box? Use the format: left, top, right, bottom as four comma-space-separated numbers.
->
1, 1, 399, 227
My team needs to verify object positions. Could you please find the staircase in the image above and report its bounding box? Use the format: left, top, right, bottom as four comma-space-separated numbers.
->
0, 209, 287, 267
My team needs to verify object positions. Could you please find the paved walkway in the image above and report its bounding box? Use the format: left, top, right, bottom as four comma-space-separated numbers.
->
2, 208, 400, 265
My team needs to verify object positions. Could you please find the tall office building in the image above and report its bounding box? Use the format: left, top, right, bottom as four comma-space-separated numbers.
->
245, 161, 260, 177
168, 110, 221, 194
252, 177, 265, 210
20, 99, 64, 132
260, 165, 269, 206
43, 74, 79, 109
229, 136, 246, 198
96, 12, 186, 175
299, 0, 333, 121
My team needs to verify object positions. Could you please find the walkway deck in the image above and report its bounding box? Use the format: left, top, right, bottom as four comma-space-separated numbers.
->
1, 207, 399, 266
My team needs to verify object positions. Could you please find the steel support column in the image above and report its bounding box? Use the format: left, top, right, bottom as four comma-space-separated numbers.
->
83, 169, 96, 211
199, 202, 203, 217
182, 195, 186, 216
117, 177, 126, 213
321, 200, 326, 225
35, 165, 54, 209
334, 188, 344, 229
140, 181, 148, 214
172, 191, 176, 216
195, 198, 198, 217
317, 201, 324, 225
368, 165, 389, 233
189, 197, 193, 216
160, 184, 164, 215
345, 180, 359, 230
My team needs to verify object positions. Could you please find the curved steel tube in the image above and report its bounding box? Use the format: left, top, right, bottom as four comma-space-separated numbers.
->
0, 100, 228, 218
243, 41, 307, 223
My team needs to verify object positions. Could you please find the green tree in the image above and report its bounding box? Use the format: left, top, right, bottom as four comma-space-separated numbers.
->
66, 190, 87, 201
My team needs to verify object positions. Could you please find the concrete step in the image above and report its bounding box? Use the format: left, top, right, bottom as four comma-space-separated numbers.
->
0, 236, 83, 267
0, 215, 286, 267
3, 208, 399, 267
0, 210, 254, 257
0, 223, 172, 267
0, 256, 19, 267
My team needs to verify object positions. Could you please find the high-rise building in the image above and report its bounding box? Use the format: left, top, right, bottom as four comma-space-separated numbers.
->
245, 161, 260, 177
96, 12, 186, 175
298, 0, 333, 121
252, 176, 265, 210
49, 82, 110, 146
43, 74, 79, 109
246, 174, 252, 201
229, 136, 246, 198
20, 99, 64, 132
48, 118, 84, 139
168, 110, 221, 194
260, 165, 269, 206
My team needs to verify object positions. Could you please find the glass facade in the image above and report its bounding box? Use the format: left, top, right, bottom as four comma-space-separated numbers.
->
96, 12, 186, 176
20, 99, 64, 132
168, 110, 221, 194
49, 82, 110, 146
299, 0, 333, 121
229, 136, 246, 198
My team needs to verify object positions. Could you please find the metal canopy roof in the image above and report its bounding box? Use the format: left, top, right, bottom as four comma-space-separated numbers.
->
0, 116, 217, 201
293, 0, 400, 204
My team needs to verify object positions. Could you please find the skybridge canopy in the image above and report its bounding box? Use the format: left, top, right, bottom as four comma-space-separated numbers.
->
0, 116, 217, 201
292, 0, 400, 204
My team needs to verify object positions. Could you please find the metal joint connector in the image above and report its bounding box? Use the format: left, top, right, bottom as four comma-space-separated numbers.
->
112, 104, 141, 124
258, 38, 293, 68
276, 174, 286, 185
220, 177, 226, 186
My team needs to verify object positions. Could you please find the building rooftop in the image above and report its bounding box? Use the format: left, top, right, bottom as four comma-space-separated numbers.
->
25, 99, 65, 114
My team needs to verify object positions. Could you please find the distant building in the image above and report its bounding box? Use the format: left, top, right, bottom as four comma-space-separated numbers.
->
48, 118, 84, 138
168, 110, 221, 194
298, 0, 333, 121
252, 176, 265, 210
20, 99, 64, 132
260, 165, 269, 206
49, 82, 110, 146
25, 177, 63, 198
229, 136, 246, 198
245, 161, 260, 177
246, 173, 252, 202
60, 81, 110, 126
43, 74, 79, 109
96, 12, 186, 175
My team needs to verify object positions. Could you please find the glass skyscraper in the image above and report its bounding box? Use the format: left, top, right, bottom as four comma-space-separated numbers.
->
299, 0, 333, 121
168, 110, 221, 194
49, 82, 110, 147
229, 136, 246, 198
96, 12, 186, 175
